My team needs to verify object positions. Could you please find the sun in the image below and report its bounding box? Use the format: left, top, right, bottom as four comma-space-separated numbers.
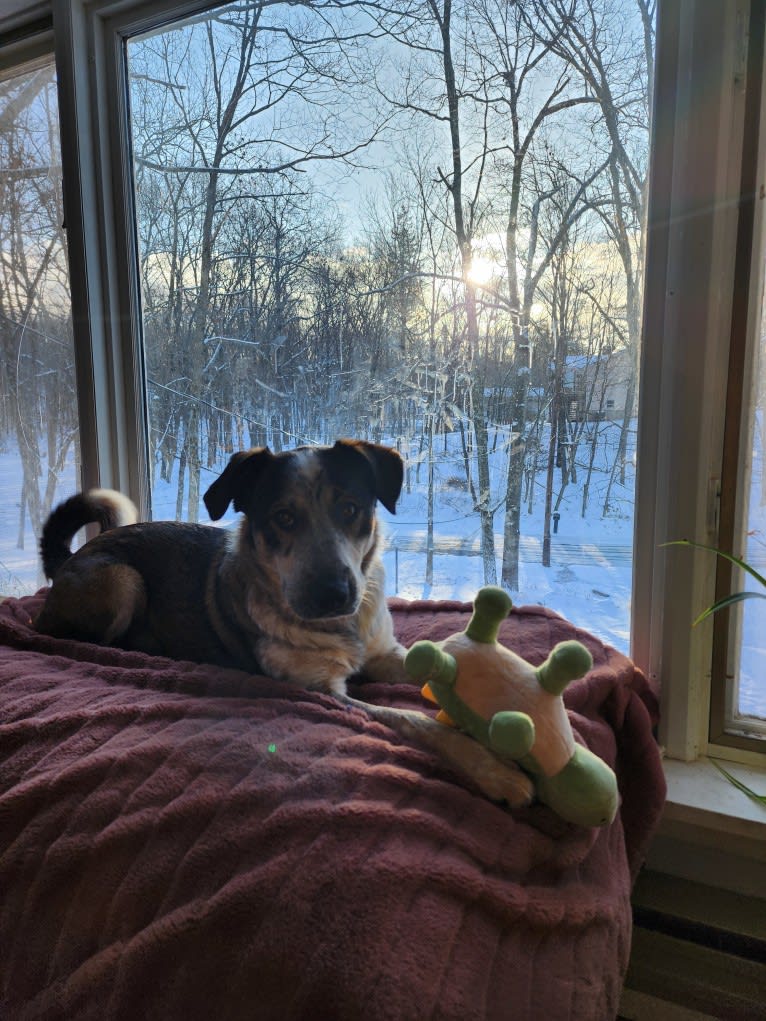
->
467, 254, 497, 286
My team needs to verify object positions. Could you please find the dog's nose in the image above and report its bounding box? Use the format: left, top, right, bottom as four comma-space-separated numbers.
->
307, 572, 356, 618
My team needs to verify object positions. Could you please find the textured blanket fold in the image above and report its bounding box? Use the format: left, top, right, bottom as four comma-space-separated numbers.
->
0, 592, 664, 1021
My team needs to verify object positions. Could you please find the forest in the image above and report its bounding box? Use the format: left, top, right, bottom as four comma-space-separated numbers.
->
1, 0, 654, 594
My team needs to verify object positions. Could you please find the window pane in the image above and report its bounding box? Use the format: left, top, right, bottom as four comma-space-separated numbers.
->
0, 59, 79, 596
731, 284, 766, 729
127, 0, 650, 652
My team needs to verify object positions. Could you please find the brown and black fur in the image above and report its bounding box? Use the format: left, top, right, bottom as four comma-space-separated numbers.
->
35, 440, 407, 694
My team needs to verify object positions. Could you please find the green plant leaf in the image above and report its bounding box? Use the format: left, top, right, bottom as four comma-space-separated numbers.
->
663, 539, 766, 591
711, 759, 766, 807
693, 590, 766, 626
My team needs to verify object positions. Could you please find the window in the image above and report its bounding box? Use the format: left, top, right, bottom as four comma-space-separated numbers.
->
1, 0, 764, 763
709, 0, 766, 750
718, 277, 766, 744
118, 0, 650, 659
0, 53, 79, 595
635, 0, 766, 759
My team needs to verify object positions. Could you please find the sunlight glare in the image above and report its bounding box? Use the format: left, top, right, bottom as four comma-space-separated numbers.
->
467, 254, 497, 286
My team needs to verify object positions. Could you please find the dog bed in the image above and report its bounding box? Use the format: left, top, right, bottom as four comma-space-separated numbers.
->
0, 592, 665, 1021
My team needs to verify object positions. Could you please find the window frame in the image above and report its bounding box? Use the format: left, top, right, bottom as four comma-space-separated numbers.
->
709, 0, 766, 751
634, 0, 766, 764
51, 0, 164, 507
0, 4, 51, 62
0, 0, 763, 768
51, 0, 219, 510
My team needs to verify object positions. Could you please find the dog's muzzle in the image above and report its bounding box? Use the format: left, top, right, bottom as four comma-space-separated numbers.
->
293, 568, 358, 620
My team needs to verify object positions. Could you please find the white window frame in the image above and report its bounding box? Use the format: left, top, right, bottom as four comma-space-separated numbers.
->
633, 0, 766, 890
635, 0, 766, 771
2, 0, 765, 883
634, 0, 748, 762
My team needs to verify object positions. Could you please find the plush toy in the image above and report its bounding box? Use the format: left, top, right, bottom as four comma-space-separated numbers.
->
404, 586, 619, 828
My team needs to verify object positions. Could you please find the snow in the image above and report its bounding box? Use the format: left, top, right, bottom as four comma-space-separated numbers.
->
379, 423, 636, 654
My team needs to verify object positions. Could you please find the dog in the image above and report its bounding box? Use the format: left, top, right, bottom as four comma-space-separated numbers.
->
35, 439, 408, 695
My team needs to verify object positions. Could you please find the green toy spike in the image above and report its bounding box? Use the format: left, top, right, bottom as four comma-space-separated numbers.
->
464, 586, 513, 643
406, 642, 458, 689
536, 641, 593, 696
488, 711, 536, 760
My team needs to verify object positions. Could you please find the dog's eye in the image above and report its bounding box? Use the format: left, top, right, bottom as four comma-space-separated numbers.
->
340, 501, 359, 522
273, 509, 296, 531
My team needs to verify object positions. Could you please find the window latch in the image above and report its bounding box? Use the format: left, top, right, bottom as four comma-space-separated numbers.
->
707, 477, 721, 535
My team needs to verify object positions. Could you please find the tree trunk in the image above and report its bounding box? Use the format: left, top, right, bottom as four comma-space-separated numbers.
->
186, 402, 201, 523
176, 445, 186, 522
472, 381, 497, 585
426, 411, 435, 589
501, 325, 531, 590
16, 485, 26, 550
542, 400, 557, 568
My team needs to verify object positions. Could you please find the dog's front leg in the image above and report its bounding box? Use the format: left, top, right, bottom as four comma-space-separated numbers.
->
360, 644, 410, 685
340, 695, 534, 808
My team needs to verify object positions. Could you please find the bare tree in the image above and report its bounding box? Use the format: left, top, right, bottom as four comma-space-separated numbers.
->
130, 0, 388, 517
366, 0, 523, 582
453, 0, 605, 587
0, 65, 78, 586
534, 0, 654, 495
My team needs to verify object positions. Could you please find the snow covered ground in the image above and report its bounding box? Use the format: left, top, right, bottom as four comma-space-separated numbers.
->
1, 417, 763, 718
378, 424, 636, 653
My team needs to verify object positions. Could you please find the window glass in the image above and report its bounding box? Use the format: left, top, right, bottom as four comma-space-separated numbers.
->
732, 277, 766, 728
709, 5, 766, 742
126, 0, 652, 651
0, 58, 79, 596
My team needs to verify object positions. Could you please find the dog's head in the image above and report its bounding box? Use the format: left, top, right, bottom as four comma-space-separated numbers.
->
203, 440, 403, 621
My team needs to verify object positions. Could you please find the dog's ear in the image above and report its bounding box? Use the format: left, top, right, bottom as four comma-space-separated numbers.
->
203, 447, 273, 520
333, 440, 403, 514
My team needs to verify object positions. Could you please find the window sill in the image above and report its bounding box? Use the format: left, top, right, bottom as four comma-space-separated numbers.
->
662, 757, 766, 834
645, 757, 766, 897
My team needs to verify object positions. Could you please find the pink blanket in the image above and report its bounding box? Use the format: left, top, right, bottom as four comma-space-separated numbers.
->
0, 592, 664, 1021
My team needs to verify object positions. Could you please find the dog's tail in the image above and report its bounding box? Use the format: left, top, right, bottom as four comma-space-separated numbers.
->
40, 488, 139, 580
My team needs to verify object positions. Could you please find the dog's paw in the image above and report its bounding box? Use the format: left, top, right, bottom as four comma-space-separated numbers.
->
361, 645, 410, 685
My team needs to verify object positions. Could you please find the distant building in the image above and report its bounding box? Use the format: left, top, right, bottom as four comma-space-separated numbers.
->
479, 355, 632, 428
563, 348, 633, 421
